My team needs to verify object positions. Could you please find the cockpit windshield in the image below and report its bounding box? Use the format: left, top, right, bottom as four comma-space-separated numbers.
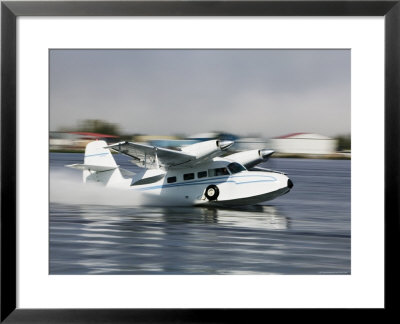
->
227, 162, 246, 174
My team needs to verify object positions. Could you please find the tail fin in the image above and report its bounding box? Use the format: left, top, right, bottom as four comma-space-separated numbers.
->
66, 140, 132, 187
84, 140, 117, 168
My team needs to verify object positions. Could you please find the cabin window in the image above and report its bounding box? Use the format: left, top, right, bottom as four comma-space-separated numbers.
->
198, 171, 207, 178
208, 167, 230, 177
183, 173, 195, 181
167, 176, 177, 183
227, 162, 246, 174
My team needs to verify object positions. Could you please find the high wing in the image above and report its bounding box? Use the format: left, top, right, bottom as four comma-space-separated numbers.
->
106, 141, 196, 169
106, 140, 234, 170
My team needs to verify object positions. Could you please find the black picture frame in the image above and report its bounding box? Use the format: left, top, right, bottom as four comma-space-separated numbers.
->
1, 0, 399, 322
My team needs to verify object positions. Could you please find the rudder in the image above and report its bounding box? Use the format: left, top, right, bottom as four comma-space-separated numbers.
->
84, 140, 117, 168
66, 140, 134, 188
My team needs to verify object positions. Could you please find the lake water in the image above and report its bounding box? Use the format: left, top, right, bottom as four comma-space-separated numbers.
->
49, 153, 351, 275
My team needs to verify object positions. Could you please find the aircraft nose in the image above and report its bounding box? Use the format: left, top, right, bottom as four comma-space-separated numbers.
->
218, 140, 234, 150
287, 179, 294, 189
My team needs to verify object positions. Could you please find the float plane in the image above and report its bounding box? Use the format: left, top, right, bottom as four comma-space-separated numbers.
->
66, 139, 293, 206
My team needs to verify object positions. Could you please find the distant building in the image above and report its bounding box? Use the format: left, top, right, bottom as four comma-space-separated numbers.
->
234, 137, 270, 151
269, 133, 337, 155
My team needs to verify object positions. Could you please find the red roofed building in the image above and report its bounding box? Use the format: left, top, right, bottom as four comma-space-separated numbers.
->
68, 132, 118, 139
275, 132, 308, 139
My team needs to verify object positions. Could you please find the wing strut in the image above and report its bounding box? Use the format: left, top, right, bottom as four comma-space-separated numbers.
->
154, 148, 160, 170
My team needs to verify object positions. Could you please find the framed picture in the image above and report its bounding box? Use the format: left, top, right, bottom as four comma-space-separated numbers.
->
1, 0, 398, 322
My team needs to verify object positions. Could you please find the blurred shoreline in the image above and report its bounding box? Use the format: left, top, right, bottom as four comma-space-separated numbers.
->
49, 149, 350, 160
49, 126, 351, 160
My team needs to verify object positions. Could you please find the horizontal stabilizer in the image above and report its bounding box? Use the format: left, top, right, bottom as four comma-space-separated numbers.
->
65, 164, 117, 172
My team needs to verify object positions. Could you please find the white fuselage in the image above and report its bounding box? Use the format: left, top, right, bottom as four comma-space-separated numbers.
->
121, 158, 292, 206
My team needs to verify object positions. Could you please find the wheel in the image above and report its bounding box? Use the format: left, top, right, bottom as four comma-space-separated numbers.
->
205, 185, 219, 201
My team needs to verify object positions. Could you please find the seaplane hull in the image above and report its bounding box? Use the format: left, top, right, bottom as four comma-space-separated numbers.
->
134, 170, 291, 206
67, 140, 293, 206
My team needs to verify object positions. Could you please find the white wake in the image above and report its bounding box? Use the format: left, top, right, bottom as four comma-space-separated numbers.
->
50, 171, 145, 206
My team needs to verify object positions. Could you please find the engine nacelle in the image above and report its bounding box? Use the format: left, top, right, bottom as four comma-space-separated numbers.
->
181, 140, 233, 159
227, 149, 274, 168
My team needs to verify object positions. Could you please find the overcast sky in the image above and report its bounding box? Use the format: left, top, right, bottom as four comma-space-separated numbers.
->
50, 49, 350, 138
